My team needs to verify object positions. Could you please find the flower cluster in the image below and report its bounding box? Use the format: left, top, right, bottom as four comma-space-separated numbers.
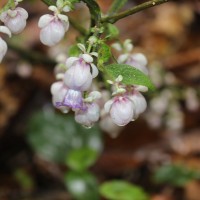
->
50, 39, 149, 129
0, 0, 28, 63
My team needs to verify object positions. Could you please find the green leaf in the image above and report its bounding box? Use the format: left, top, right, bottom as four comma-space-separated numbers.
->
104, 64, 155, 91
107, 23, 119, 39
66, 148, 98, 171
68, 45, 81, 57
98, 43, 112, 66
100, 180, 149, 200
65, 171, 99, 200
153, 164, 200, 187
27, 109, 102, 163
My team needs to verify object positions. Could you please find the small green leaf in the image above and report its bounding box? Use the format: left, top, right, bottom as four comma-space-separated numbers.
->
107, 23, 119, 39
104, 64, 155, 91
65, 171, 99, 200
66, 148, 98, 171
98, 43, 111, 66
153, 164, 200, 187
100, 180, 149, 200
68, 45, 81, 57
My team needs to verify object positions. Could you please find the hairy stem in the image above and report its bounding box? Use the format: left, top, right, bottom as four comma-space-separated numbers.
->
102, 0, 169, 23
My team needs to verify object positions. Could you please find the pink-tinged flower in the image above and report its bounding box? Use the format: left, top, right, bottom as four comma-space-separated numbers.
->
38, 14, 69, 46
64, 58, 97, 91
128, 90, 147, 118
0, 7, 28, 34
104, 96, 135, 126
125, 53, 148, 75
75, 103, 100, 127
0, 26, 11, 63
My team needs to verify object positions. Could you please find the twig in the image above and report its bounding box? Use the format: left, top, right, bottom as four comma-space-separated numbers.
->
101, 0, 169, 23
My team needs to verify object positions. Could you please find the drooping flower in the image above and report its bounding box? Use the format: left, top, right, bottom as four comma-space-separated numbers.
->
38, 14, 69, 46
75, 102, 100, 127
64, 56, 98, 91
0, 7, 28, 34
0, 26, 11, 63
104, 95, 135, 126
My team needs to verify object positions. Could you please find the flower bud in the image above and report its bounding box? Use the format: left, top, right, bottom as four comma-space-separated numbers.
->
0, 7, 28, 34
38, 14, 69, 46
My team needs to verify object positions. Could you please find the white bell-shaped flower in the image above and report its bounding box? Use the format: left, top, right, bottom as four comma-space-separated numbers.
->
64, 58, 94, 91
38, 14, 69, 46
0, 7, 28, 34
75, 103, 100, 127
104, 96, 135, 126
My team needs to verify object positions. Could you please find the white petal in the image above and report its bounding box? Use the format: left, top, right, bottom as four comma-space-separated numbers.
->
131, 53, 148, 66
135, 85, 148, 92
88, 91, 102, 100
50, 81, 63, 95
77, 43, 86, 52
16, 7, 28, 19
91, 63, 98, 78
117, 54, 129, 64
111, 43, 122, 51
104, 99, 113, 113
63, 5, 71, 12
66, 57, 79, 68
48, 5, 58, 12
38, 14, 54, 28
0, 37, 7, 62
90, 52, 98, 57
0, 26, 11, 37
130, 92, 147, 116
82, 54, 93, 63
58, 14, 69, 22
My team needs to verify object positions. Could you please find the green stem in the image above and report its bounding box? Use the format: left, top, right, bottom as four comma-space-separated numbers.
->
108, 0, 128, 16
102, 0, 169, 23
0, 0, 15, 14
